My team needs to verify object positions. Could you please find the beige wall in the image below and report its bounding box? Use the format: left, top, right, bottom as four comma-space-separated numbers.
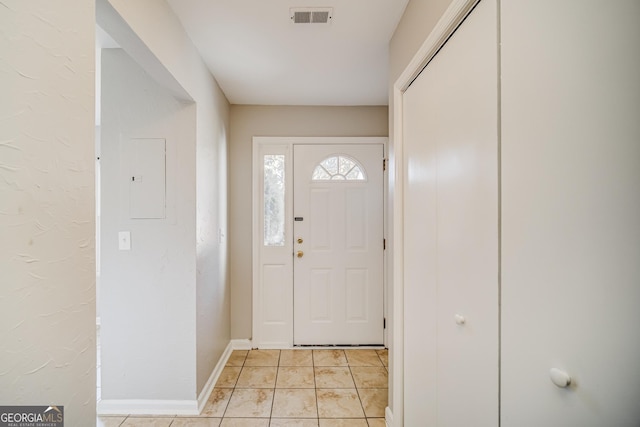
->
229, 105, 388, 339
99, 0, 231, 403
0, 1, 96, 424
100, 48, 197, 401
389, 0, 454, 85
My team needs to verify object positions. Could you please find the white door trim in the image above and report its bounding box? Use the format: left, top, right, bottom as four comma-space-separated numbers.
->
391, 0, 480, 425
252, 136, 388, 349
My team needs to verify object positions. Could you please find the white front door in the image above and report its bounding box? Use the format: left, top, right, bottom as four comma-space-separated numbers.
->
293, 144, 384, 345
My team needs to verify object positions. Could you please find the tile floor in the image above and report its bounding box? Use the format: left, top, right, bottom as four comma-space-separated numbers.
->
97, 348, 388, 427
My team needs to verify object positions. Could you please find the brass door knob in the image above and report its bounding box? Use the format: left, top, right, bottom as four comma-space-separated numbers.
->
296, 251, 304, 258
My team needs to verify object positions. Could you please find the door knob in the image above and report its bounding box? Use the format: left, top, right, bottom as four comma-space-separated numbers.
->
454, 314, 466, 325
550, 368, 572, 388
296, 251, 304, 258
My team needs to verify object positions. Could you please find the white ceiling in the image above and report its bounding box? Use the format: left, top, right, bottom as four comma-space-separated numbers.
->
166, 0, 410, 106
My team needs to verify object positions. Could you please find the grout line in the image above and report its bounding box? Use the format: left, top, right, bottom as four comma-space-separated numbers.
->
269, 350, 280, 419
312, 350, 320, 421
219, 354, 243, 419
347, 354, 368, 420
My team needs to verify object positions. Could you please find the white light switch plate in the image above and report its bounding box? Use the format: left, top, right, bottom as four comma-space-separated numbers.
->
118, 231, 131, 250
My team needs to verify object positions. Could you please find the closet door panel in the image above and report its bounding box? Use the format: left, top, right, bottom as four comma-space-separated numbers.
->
403, 0, 499, 425
501, 1, 640, 425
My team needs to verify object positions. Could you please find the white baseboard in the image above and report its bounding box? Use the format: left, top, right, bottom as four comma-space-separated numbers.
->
231, 339, 253, 350
98, 340, 241, 417
385, 406, 394, 427
196, 341, 234, 412
97, 399, 198, 416
253, 342, 289, 349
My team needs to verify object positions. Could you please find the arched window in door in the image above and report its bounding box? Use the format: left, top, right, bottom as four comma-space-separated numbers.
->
311, 155, 366, 181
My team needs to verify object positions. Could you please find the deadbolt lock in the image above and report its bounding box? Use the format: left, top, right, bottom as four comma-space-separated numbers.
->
297, 238, 303, 244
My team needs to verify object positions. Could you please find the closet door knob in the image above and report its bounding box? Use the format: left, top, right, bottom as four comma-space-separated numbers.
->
550, 368, 572, 388
454, 314, 466, 325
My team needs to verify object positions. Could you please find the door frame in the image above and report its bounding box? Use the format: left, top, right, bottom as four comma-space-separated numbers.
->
390, 0, 480, 425
252, 136, 388, 349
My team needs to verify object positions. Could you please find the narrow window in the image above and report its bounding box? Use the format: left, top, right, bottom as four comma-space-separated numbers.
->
264, 154, 286, 246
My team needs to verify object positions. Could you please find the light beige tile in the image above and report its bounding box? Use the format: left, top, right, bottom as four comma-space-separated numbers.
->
313, 350, 347, 367
271, 389, 317, 418
375, 349, 388, 367
350, 367, 388, 389
224, 389, 274, 418
276, 367, 315, 388
316, 389, 364, 418
314, 367, 355, 388
120, 417, 173, 427
219, 419, 269, 427
171, 418, 222, 427
358, 388, 388, 418
236, 367, 278, 388
367, 418, 387, 427
216, 366, 242, 388
318, 419, 368, 427
244, 350, 280, 367
201, 388, 234, 417
344, 350, 383, 367
279, 350, 313, 367
270, 419, 318, 427
226, 350, 249, 367
97, 416, 126, 427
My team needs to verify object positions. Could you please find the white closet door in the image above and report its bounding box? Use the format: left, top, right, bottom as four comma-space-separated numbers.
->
402, 0, 499, 425
501, 1, 640, 425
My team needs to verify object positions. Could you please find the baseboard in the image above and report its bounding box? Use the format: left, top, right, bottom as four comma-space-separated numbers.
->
97, 399, 198, 416
385, 406, 394, 427
98, 340, 240, 417
230, 339, 253, 350
196, 341, 234, 413
253, 342, 290, 349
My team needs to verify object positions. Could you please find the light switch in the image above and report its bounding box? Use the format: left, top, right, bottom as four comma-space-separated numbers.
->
118, 231, 131, 251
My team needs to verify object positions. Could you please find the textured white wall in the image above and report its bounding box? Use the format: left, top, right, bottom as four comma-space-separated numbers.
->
100, 49, 197, 401
229, 105, 388, 340
0, 1, 96, 425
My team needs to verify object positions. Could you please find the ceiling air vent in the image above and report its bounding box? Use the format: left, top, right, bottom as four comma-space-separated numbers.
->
290, 8, 333, 24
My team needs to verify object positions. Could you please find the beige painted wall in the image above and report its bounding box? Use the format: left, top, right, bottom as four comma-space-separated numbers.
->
229, 105, 388, 339
0, 1, 96, 424
99, 0, 231, 402
389, 0, 454, 85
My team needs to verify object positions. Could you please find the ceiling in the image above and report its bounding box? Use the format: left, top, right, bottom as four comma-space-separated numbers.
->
165, 0, 410, 106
